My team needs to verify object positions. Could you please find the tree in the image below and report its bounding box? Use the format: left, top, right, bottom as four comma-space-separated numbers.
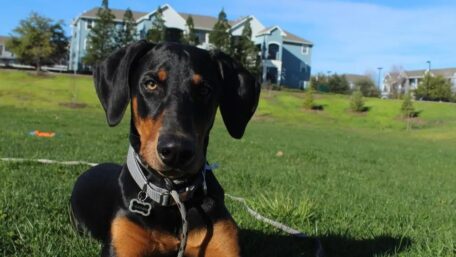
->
309, 73, 329, 92
6, 12, 68, 73
231, 19, 259, 75
355, 77, 379, 97
115, 8, 136, 48
415, 74, 452, 102
401, 91, 416, 118
184, 15, 198, 45
328, 74, 350, 94
147, 6, 166, 43
209, 9, 231, 52
83, 0, 116, 66
49, 22, 69, 65
303, 86, 315, 110
350, 89, 366, 112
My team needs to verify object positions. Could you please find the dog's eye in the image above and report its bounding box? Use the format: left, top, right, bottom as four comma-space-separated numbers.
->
144, 79, 158, 91
199, 86, 212, 96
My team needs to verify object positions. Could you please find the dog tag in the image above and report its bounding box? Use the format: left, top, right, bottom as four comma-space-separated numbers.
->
129, 199, 152, 216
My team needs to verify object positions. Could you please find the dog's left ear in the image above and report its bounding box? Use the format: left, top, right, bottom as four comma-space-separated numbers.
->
213, 51, 261, 139
94, 40, 154, 126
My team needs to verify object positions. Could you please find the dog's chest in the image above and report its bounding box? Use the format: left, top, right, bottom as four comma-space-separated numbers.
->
110, 216, 212, 257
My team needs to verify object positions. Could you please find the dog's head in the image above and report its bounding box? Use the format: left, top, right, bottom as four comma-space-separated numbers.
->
94, 40, 260, 179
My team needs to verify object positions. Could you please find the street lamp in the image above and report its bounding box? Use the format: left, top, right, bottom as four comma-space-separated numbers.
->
425, 61, 431, 100
377, 67, 383, 91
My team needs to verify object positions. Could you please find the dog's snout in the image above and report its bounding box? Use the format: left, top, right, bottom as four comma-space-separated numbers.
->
157, 135, 195, 168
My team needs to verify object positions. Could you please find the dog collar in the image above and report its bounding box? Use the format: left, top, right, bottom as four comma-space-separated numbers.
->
126, 145, 208, 207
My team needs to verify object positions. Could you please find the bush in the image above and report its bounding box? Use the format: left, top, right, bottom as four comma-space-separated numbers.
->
350, 89, 366, 112
401, 92, 419, 118
415, 74, 452, 102
328, 74, 350, 94
355, 78, 379, 97
303, 87, 315, 110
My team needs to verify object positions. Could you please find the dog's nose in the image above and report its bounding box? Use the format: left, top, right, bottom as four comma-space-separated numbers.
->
157, 135, 195, 168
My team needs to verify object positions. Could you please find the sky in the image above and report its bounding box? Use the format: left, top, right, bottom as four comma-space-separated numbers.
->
1, 0, 456, 75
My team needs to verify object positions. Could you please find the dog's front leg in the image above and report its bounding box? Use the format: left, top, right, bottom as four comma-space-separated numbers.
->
185, 218, 240, 257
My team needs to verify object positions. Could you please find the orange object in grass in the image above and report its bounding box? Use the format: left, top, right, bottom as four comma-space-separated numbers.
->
33, 130, 56, 138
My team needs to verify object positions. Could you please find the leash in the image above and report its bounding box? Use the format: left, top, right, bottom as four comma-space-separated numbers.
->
1, 156, 324, 257
126, 145, 208, 257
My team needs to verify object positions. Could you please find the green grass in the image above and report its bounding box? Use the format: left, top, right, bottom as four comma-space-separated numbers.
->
0, 69, 455, 257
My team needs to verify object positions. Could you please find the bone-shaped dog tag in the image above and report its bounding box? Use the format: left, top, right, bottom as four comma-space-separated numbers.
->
129, 199, 152, 216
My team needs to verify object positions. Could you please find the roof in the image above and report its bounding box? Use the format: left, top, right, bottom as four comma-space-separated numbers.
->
256, 26, 282, 36
179, 13, 217, 30
0, 36, 9, 45
76, 6, 313, 46
79, 8, 147, 21
405, 68, 456, 78
283, 30, 313, 45
179, 13, 238, 30
256, 26, 312, 45
343, 74, 369, 83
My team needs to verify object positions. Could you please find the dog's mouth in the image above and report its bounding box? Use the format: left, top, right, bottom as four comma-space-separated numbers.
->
145, 154, 204, 180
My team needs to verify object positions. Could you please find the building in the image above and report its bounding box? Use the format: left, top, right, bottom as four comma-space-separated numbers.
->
69, 4, 313, 88
343, 74, 370, 89
383, 68, 456, 97
0, 36, 16, 67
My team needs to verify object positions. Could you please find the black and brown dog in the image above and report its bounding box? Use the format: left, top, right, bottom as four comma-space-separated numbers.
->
70, 40, 260, 257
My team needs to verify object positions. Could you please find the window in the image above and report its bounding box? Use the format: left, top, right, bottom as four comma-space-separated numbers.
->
0, 45, 3, 56
164, 28, 183, 43
84, 39, 87, 50
86, 20, 93, 29
267, 43, 279, 60
301, 45, 309, 55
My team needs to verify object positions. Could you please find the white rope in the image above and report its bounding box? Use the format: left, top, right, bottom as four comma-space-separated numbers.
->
0, 157, 324, 256
225, 194, 325, 257
225, 193, 308, 237
0, 157, 98, 167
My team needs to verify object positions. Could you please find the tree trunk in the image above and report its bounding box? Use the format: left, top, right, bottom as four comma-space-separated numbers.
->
36, 58, 41, 75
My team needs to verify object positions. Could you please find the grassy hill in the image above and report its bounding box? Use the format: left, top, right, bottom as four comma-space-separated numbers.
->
0, 69, 455, 257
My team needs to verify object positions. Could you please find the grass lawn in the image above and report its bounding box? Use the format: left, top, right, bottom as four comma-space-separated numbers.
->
0, 69, 455, 257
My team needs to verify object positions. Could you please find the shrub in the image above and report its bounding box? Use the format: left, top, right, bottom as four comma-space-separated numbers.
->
415, 74, 452, 102
350, 89, 366, 112
401, 92, 419, 118
303, 87, 315, 110
355, 78, 379, 97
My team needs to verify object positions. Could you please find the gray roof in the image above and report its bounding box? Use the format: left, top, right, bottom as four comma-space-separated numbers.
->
283, 30, 313, 45
77, 7, 313, 45
178, 13, 239, 30
343, 74, 369, 83
256, 26, 312, 45
180, 13, 217, 30
0, 36, 9, 45
80, 8, 147, 21
405, 68, 456, 78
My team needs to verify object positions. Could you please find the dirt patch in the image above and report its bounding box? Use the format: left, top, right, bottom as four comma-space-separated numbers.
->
59, 102, 87, 109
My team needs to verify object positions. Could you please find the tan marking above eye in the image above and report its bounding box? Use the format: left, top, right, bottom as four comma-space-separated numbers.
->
192, 74, 202, 85
158, 69, 168, 81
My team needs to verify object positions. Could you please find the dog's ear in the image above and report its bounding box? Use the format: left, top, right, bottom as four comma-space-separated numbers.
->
94, 40, 154, 126
213, 51, 261, 139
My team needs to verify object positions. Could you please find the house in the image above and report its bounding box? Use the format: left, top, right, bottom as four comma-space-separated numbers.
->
383, 68, 456, 97
343, 74, 370, 89
0, 36, 16, 67
69, 4, 313, 88
255, 26, 312, 88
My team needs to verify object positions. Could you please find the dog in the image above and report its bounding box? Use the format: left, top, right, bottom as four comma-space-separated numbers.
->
70, 40, 260, 257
